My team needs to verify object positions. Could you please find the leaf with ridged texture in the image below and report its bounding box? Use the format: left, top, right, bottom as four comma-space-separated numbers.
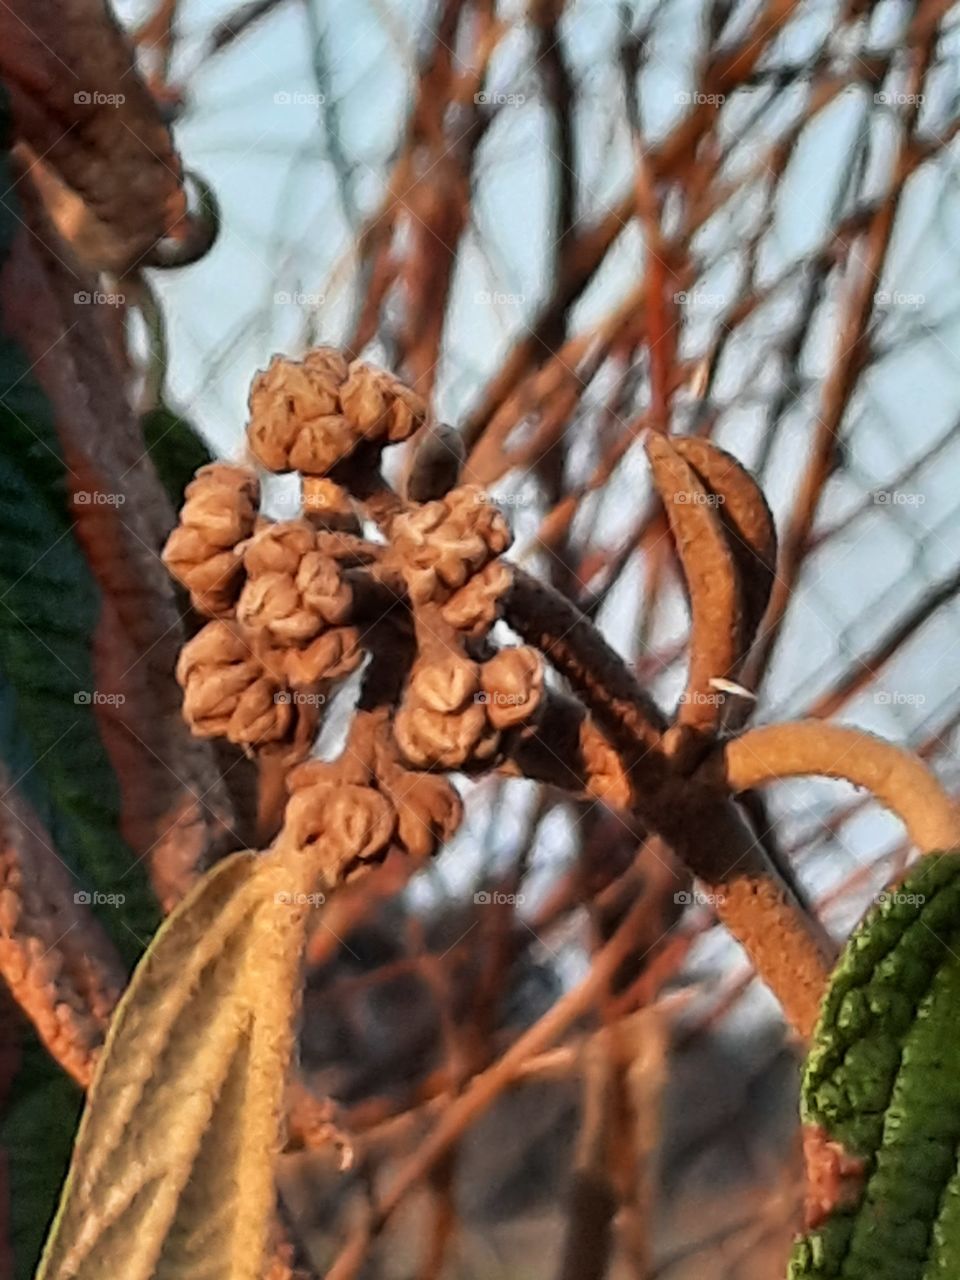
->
790, 852, 960, 1280
0, 769, 125, 1089
36, 846, 315, 1280
0, 78, 232, 1280
0, 87, 156, 957
0, 417, 160, 962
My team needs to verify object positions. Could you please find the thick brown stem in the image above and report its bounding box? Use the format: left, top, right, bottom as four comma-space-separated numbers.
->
503, 576, 832, 1036
503, 567, 668, 751
648, 783, 834, 1038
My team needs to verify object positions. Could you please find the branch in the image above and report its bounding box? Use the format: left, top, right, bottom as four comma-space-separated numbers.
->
0, 0, 211, 271
503, 568, 832, 1036
555, 1034, 618, 1280
503, 567, 668, 752
718, 721, 960, 854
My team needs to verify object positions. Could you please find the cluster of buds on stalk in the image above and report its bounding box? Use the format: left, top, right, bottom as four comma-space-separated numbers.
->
162, 346, 960, 1065
162, 347, 547, 884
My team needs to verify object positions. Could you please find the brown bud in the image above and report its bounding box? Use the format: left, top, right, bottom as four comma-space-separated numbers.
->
303, 347, 351, 386
236, 573, 322, 645
161, 463, 259, 615
296, 553, 354, 626
288, 754, 370, 791
176, 621, 292, 747
441, 561, 511, 635
301, 477, 361, 533
392, 486, 512, 608
379, 767, 463, 861
404, 423, 465, 503
247, 349, 356, 473
339, 360, 427, 443
284, 628, 364, 686
410, 654, 481, 713
243, 521, 316, 577
394, 703, 499, 770
445, 487, 512, 555
480, 647, 544, 729
281, 784, 396, 883
238, 524, 358, 647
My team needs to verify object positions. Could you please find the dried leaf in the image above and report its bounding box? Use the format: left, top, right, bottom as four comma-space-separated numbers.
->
36, 847, 315, 1280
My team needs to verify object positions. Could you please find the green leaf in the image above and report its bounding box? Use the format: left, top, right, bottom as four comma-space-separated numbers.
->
790, 852, 960, 1280
0, 410, 160, 958
36, 848, 313, 1280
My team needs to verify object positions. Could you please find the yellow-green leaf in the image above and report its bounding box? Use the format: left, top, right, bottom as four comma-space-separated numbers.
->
35, 847, 315, 1280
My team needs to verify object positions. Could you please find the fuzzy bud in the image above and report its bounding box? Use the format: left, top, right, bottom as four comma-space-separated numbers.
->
480, 647, 545, 729
394, 701, 499, 771
392, 486, 512, 609
176, 621, 292, 747
404, 423, 465, 502
281, 783, 396, 883
247, 349, 353, 473
301, 477, 361, 533
339, 360, 427, 443
161, 463, 259, 616
441, 561, 512, 635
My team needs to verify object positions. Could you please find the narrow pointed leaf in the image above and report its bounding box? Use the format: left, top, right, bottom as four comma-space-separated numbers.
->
36, 849, 313, 1280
